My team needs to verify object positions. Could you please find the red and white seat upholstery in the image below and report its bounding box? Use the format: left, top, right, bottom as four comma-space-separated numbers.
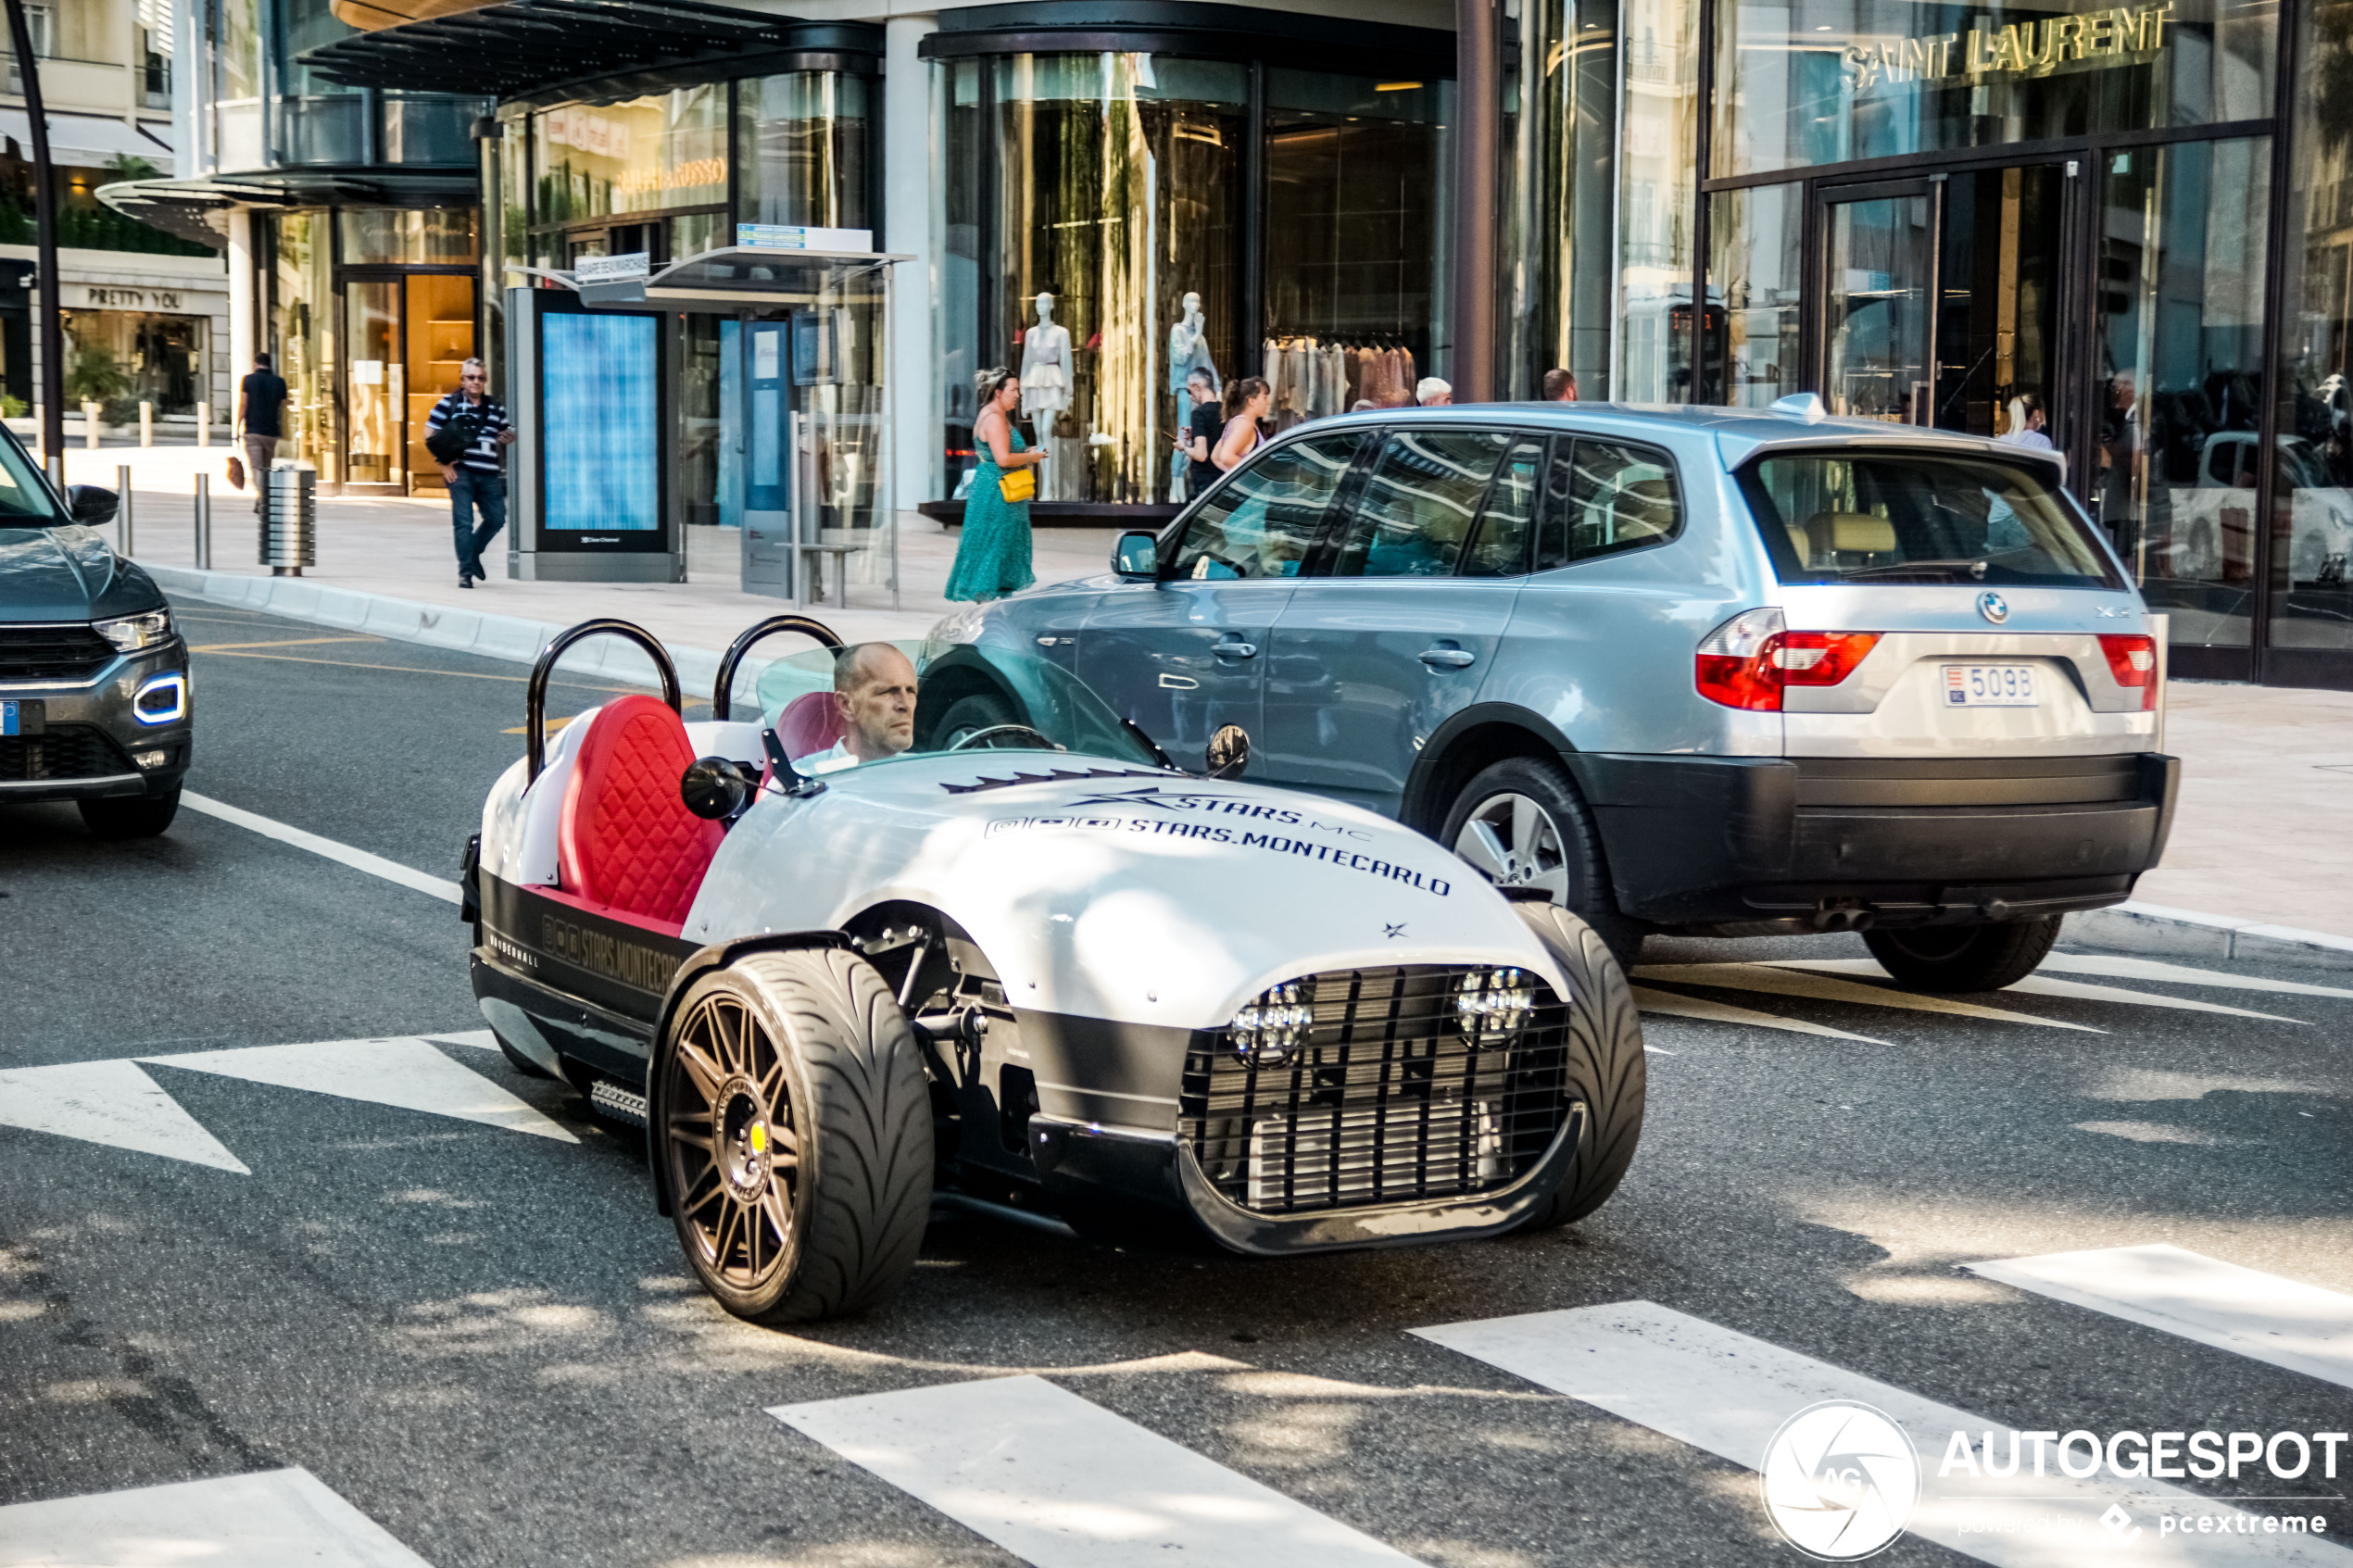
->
555, 695, 724, 935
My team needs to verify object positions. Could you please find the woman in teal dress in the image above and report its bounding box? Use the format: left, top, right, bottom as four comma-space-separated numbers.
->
946, 367, 1049, 602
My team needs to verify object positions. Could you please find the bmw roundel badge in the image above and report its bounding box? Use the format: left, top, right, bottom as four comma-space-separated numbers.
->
1977, 590, 2010, 624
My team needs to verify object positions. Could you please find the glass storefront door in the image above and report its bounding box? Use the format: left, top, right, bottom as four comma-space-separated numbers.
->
1821, 183, 1935, 423
341, 271, 478, 494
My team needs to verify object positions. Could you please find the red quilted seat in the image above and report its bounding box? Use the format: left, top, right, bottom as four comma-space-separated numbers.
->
558, 695, 725, 931
779, 689, 847, 759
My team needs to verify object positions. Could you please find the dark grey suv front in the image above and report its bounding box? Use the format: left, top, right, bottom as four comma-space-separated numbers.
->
0, 430, 190, 837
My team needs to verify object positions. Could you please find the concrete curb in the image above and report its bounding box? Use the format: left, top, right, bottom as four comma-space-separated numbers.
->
156, 564, 2353, 974
150, 563, 774, 709
2066, 901, 2353, 973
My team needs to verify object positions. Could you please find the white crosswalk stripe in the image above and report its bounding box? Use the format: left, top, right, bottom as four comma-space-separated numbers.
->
2041, 954, 2353, 1001
771, 1374, 1424, 1567
1755, 959, 2307, 1022
1966, 1245, 2353, 1392
0, 1468, 433, 1567
1413, 1299, 2353, 1566
0, 1059, 250, 1173
1634, 961, 2105, 1031
1630, 984, 1892, 1044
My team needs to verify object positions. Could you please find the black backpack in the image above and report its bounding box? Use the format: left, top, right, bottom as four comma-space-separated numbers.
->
425, 404, 484, 464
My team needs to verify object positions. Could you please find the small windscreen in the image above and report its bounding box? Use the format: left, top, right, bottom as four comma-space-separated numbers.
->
1739, 450, 2120, 589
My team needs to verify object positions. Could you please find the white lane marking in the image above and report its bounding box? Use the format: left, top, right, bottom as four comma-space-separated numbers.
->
1414, 1301, 2353, 1567
1966, 1244, 2353, 1392
1630, 985, 1892, 1045
1755, 959, 2306, 1023
2072, 1120, 2227, 1147
141, 1036, 577, 1144
425, 1029, 500, 1051
771, 1374, 1425, 1567
182, 792, 462, 904
2043, 953, 2353, 1002
1633, 962, 2103, 1032
0, 1467, 433, 1567
0, 1059, 250, 1173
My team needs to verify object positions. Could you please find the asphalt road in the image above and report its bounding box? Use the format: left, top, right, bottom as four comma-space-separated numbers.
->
2, 600, 2347, 1567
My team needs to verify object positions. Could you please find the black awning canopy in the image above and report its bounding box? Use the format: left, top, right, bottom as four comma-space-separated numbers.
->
94, 169, 480, 246
299, 0, 861, 98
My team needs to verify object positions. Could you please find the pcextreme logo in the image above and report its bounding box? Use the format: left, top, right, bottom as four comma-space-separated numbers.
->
1761, 1401, 1921, 1561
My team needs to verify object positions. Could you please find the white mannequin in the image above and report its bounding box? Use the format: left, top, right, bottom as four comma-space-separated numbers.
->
1019, 294, 1072, 418
1168, 291, 1217, 395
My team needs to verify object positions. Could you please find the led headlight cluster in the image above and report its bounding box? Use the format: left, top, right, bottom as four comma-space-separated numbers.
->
94, 609, 173, 652
1229, 981, 1313, 1066
1454, 967, 1535, 1047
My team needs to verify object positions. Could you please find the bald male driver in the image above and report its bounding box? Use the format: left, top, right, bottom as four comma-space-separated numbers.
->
803, 643, 920, 771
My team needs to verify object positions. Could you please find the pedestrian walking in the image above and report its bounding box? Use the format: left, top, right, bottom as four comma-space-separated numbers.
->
1541, 368, 1579, 402
1174, 367, 1223, 497
945, 368, 1047, 603
427, 358, 516, 589
1416, 376, 1453, 407
1999, 392, 2054, 449
1212, 377, 1271, 471
237, 353, 287, 513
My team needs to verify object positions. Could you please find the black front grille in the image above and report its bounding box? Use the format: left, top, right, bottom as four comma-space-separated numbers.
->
1178, 966, 1576, 1216
0, 724, 134, 783
0, 622, 115, 683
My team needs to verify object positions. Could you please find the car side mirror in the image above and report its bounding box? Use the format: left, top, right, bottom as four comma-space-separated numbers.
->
680, 756, 755, 822
67, 485, 117, 526
1113, 530, 1159, 579
1205, 723, 1250, 780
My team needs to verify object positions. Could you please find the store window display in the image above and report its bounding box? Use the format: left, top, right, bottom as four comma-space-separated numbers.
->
988, 52, 1246, 507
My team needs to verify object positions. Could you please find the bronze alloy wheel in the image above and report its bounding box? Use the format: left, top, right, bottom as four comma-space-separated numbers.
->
664, 988, 804, 1297
654, 948, 934, 1323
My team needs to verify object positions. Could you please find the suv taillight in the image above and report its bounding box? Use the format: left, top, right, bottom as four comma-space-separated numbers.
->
2097, 633, 2160, 710
1695, 608, 1881, 711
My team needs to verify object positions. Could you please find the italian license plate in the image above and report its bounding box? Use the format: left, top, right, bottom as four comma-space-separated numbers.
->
1944, 664, 2038, 707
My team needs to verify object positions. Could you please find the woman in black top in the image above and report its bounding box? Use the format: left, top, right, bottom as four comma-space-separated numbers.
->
1179, 369, 1223, 496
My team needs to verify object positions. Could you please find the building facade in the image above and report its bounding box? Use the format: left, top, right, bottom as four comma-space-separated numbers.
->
1, 0, 227, 424
115, 0, 2353, 686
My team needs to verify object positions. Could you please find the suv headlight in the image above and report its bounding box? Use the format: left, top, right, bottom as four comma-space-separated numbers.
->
1229, 981, 1314, 1066
1455, 968, 1534, 1047
94, 608, 173, 652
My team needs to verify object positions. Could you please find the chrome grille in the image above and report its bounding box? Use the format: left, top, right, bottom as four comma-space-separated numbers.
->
1178, 966, 1576, 1215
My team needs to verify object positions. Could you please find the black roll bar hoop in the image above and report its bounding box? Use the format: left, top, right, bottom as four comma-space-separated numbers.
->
526, 618, 682, 783
712, 614, 844, 722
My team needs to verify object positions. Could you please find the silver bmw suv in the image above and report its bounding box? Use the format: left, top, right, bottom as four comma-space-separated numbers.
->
944, 399, 2174, 991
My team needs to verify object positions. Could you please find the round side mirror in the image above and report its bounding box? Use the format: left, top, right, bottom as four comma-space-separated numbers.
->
1205, 724, 1250, 780
680, 756, 754, 821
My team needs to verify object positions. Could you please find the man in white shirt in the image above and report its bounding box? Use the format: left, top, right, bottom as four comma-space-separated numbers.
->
804, 643, 920, 772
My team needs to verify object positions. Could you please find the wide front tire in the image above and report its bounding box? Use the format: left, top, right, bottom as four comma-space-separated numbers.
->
1442, 757, 1642, 968
1509, 901, 1647, 1231
654, 948, 932, 1323
80, 784, 181, 840
1863, 918, 2062, 993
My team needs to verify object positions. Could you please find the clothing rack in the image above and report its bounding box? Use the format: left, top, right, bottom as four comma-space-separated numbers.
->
1262, 333, 1418, 427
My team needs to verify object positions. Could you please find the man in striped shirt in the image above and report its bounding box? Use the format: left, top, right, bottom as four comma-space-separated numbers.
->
427, 357, 516, 588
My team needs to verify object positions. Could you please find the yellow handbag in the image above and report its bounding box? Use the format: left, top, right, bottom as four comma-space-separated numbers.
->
998, 466, 1036, 505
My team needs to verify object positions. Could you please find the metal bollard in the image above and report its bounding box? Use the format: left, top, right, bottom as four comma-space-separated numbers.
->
117, 464, 132, 556
260, 465, 315, 577
82, 400, 101, 450
196, 402, 210, 448
195, 472, 210, 571
139, 402, 153, 447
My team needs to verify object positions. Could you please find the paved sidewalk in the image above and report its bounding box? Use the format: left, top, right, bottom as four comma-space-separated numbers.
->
84, 446, 2353, 953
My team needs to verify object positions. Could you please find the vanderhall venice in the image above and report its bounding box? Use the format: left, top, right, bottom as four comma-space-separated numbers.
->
463, 617, 1646, 1323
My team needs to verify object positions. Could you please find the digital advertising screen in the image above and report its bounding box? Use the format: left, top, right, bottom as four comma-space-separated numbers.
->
539, 309, 661, 547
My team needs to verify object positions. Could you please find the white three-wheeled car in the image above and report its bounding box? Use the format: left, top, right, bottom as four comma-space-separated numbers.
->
463, 616, 1646, 1322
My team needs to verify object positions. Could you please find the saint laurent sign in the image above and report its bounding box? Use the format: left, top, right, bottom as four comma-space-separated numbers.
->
1845, 2, 2174, 91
